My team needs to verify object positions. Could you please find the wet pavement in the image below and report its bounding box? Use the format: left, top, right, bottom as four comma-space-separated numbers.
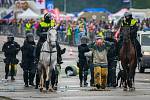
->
0, 36, 150, 100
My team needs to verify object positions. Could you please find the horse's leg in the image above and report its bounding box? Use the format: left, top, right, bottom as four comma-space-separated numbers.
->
129, 64, 136, 91
38, 64, 43, 92
48, 67, 54, 92
123, 67, 128, 91
45, 66, 50, 91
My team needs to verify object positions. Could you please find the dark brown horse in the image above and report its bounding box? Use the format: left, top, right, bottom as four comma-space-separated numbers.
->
120, 27, 137, 91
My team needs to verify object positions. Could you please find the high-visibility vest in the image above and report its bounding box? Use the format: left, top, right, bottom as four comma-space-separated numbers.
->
67, 26, 72, 35
25, 23, 32, 31
51, 19, 55, 27
121, 19, 138, 27
40, 22, 51, 27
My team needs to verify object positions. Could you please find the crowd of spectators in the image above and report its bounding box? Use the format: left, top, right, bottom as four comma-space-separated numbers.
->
1, 17, 150, 45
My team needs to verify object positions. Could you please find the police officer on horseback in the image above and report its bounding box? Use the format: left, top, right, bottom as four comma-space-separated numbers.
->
2, 34, 20, 80
35, 13, 66, 89
21, 33, 36, 87
35, 13, 65, 65
118, 12, 142, 61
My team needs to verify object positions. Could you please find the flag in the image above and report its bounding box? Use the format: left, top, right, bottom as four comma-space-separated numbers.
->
36, 0, 45, 9
123, 0, 130, 3
3, 11, 13, 19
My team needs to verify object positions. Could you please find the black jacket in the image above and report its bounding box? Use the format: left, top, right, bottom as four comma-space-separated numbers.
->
2, 41, 20, 64
21, 40, 36, 62
2, 41, 20, 58
78, 44, 90, 62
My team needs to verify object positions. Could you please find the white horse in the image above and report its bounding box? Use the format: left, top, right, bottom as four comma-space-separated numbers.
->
38, 28, 57, 92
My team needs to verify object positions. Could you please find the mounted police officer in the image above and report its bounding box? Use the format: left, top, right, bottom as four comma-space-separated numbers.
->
35, 13, 66, 89
118, 12, 142, 61
2, 34, 20, 80
21, 33, 36, 87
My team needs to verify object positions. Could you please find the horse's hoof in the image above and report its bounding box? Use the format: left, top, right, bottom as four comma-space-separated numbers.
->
53, 86, 57, 90
123, 88, 127, 91
40, 88, 43, 92
49, 88, 54, 92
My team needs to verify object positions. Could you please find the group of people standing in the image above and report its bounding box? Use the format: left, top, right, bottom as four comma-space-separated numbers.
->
2, 11, 142, 90
2, 13, 65, 88
77, 12, 143, 89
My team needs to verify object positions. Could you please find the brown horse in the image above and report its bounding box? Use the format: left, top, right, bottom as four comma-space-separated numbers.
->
120, 27, 137, 91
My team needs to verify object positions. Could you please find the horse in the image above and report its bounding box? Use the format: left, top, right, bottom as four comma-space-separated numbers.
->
120, 26, 137, 91
38, 28, 57, 92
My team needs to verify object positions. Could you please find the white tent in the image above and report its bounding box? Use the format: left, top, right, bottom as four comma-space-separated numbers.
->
112, 8, 129, 17
18, 9, 39, 19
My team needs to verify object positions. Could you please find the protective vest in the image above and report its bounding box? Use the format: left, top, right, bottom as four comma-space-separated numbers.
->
39, 22, 51, 33
25, 23, 32, 31
121, 19, 137, 27
51, 19, 55, 27
67, 26, 72, 35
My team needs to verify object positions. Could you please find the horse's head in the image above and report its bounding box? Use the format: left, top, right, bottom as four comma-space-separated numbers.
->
121, 26, 131, 43
47, 28, 57, 45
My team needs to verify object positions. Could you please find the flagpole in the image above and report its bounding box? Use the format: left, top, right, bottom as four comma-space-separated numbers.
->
64, 0, 66, 14
130, 0, 132, 8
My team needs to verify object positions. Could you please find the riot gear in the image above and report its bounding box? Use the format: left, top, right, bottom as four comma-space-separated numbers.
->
7, 34, 14, 42
44, 13, 51, 23
26, 33, 34, 42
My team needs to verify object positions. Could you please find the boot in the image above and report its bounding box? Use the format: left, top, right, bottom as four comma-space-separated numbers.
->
84, 82, 88, 87
11, 76, 15, 80
29, 73, 35, 86
80, 81, 82, 87
23, 71, 29, 87
5, 74, 8, 79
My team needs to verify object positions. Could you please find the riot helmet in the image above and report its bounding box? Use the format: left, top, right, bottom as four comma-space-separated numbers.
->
7, 34, 14, 42
81, 36, 89, 44
44, 13, 51, 23
124, 12, 132, 20
26, 33, 34, 42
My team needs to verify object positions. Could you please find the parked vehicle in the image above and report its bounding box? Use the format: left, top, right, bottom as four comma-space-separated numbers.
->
137, 31, 150, 73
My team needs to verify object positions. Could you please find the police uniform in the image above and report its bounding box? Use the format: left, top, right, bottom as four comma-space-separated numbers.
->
118, 16, 142, 59
21, 33, 36, 87
2, 35, 20, 80
107, 41, 117, 87
78, 36, 90, 87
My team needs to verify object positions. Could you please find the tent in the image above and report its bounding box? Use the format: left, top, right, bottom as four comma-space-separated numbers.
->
130, 8, 150, 18
108, 8, 129, 24
18, 9, 39, 19
111, 8, 129, 17
82, 8, 110, 13
78, 12, 109, 21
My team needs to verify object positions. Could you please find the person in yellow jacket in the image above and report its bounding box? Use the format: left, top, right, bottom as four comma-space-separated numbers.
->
25, 20, 32, 34
67, 24, 72, 45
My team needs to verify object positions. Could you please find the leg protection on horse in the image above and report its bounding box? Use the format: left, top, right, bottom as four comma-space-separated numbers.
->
51, 69, 56, 88
46, 80, 49, 90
